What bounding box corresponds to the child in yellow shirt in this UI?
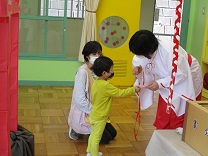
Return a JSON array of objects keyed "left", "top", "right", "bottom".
[{"left": 86, "top": 56, "right": 141, "bottom": 156}]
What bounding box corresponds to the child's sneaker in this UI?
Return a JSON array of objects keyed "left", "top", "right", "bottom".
[
  {"left": 86, "top": 152, "right": 103, "bottom": 156},
  {"left": 69, "top": 127, "right": 78, "bottom": 140}
]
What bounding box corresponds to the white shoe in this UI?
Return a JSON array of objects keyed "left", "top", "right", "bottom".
[
  {"left": 98, "top": 152, "right": 103, "bottom": 156},
  {"left": 86, "top": 152, "right": 103, "bottom": 156},
  {"left": 69, "top": 127, "right": 78, "bottom": 140}
]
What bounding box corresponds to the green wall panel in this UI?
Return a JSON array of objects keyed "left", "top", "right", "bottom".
[
  {"left": 186, "top": 0, "right": 208, "bottom": 62},
  {"left": 18, "top": 60, "right": 83, "bottom": 83}
]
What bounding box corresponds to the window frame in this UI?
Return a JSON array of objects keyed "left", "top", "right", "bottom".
[{"left": 19, "top": 0, "right": 85, "bottom": 61}]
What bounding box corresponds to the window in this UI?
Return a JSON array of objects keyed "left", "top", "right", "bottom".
[
  {"left": 19, "top": 0, "right": 85, "bottom": 60},
  {"left": 154, "top": 8, "right": 159, "bottom": 21},
  {"left": 40, "top": 0, "right": 85, "bottom": 18},
  {"left": 153, "top": 1, "right": 183, "bottom": 41}
]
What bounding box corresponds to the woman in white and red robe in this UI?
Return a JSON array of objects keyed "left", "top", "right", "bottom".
[{"left": 129, "top": 30, "right": 202, "bottom": 129}]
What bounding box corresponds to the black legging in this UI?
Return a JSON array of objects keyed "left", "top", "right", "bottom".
[{"left": 100, "top": 123, "right": 117, "bottom": 144}]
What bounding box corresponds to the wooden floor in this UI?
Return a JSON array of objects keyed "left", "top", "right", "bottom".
[{"left": 18, "top": 86, "right": 159, "bottom": 156}]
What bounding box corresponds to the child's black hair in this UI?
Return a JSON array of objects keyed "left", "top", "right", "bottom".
[
  {"left": 129, "top": 30, "right": 158, "bottom": 59},
  {"left": 91, "top": 56, "right": 114, "bottom": 77},
  {"left": 82, "top": 41, "right": 102, "bottom": 62}
]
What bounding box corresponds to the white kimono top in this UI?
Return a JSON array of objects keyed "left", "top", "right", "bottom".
[{"left": 133, "top": 38, "right": 202, "bottom": 116}]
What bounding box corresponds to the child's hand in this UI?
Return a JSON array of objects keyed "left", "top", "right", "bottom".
[
  {"left": 132, "top": 65, "right": 142, "bottom": 75},
  {"left": 134, "top": 86, "right": 141, "bottom": 93}
]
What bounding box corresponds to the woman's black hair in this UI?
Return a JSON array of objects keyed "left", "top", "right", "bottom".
[
  {"left": 82, "top": 41, "right": 102, "bottom": 62},
  {"left": 129, "top": 30, "right": 158, "bottom": 59},
  {"left": 91, "top": 56, "right": 113, "bottom": 77}
]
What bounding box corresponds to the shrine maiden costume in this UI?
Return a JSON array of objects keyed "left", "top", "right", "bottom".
[{"left": 133, "top": 38, "right": 202, "bottom": 129}]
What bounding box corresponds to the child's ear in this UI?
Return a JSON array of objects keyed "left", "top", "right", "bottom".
[{"left": 102, "top": 71, "right": 107, "bottom": 76}]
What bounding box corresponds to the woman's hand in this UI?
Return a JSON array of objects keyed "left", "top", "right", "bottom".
[
  {"left": 132, "top": 65, "right": 142, "bottom": 75},
  {"left": 147, "top": 81, "right": 159, "bottom": 91}
]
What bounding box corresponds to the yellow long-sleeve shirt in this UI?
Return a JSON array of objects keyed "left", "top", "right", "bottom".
[{"left": 90, "top": 79, "right": 136, "bottom": 120}]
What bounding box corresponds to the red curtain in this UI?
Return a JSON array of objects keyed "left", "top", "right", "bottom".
[{"left": 0, "top": 0, "right": 19, "bottom": 155}]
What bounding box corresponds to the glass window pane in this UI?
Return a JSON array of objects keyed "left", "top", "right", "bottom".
[
  {"left": 19, "top": 19, "right": 45, "bottom": 54},
  {"left": 67, "top": 0, "right": 84, "bottom": 18},
  {"left": 40, "top": 0, "right": 47, "bottom": 16},
  {"left": 65, "top": 19, "right": 83, "bottom": 58},
  {"left": 47, "top": 21, "right": 64, "bottom": 54},
  {"left": 39, "top": 0, "right": 85, "bottom": 18},
  {"left": 48, "top": 0, "right": 64, "bottom": 17},
  {"left": 20, "top": 0, "right": 41, "bottom": 16}
]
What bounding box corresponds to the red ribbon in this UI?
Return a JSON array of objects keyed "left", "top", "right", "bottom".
[{"left": 134, "top": 103, "right": 140, "bottom": 141}]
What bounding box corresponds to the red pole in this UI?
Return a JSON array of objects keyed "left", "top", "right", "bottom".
[
  {"left": 0, "top": 12, "right": 11, "bottom": 156},
  {"left": 0, "top": 0, "right": 19, "bottom": 155},
  {"left": 8, "top": 0, "right": 20, "bottom": 132}
]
